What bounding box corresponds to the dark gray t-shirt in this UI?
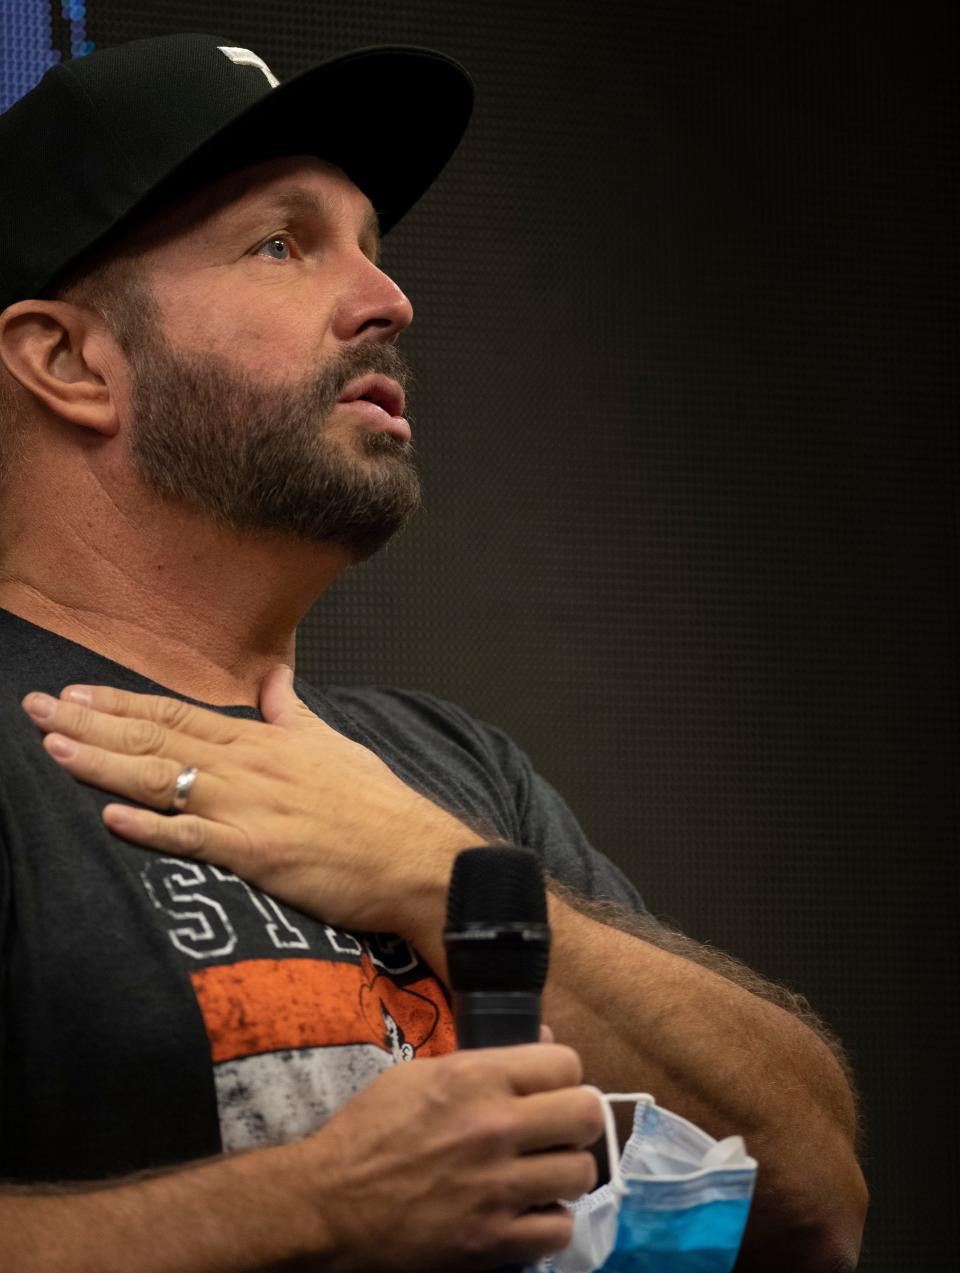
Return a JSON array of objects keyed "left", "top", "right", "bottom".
[{"left": 0, "top": 607, "right": 643, "bottom": 1183}]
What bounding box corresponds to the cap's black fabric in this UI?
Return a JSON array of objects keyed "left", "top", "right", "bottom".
[{"left": 0, "top": 33, "right": 473, "bottom": 311}]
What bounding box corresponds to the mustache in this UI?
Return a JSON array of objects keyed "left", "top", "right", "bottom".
[
  {"left": 313, "top": 343, "right": 413, "bottom": 414},
  {"left": 136, "top": 334, "right": 414, "bottom": 423}
]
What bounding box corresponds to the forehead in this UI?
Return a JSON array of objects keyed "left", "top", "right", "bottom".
[{"left": 127, "top": 154, "right": 381, "bottom": 256}]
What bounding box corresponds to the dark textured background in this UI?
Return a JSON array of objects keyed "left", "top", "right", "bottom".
[{"left": 3, "top": 2, "right": 956, "bottom": 1268}]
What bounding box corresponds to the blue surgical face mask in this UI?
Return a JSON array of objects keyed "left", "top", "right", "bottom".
[{"left": 539, "top": 1091, "right": 758, "bottom": 1273}]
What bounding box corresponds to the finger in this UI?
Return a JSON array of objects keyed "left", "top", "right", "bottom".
[
  {"left": 258, "top": 664, "right": 321, "bottom": 732},
  {"left": 512, "top": 1087, "right": 605, "bottom": 1154},
  {"left": 506, "top": 1148, "right": 599, "bottom": 1205},
  {"left": 497, "top": 1205, "right": 576, "bottom": 1264},
  {"left": 42, "top": 734, "right": 215, "bottom": 812},
  {"left": 482, "top": 1043, "right": 584, "bottom": 1096},
  {"left": 23, "top": 693, "right": 227, "bottom": 763},
  {"left": 53, "top": 684, "right": 245, "bottom": 744},
  {"left": 102, "top": 803, "right": 250, "bottom": 866},
  {"left": 539, "top": 1023, "right": 555, "bottom": 1044}
]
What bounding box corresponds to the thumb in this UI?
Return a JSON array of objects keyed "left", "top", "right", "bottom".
[{"left": 259, "top": 664, "right": 320, "bottom": 729}]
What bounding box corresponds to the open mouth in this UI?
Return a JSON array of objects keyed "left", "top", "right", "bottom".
[{"left": 337, "top": 374, "right": 405, "bottom": 419}]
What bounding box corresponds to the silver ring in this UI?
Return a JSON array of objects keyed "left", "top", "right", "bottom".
[{"left": 171, "top": 766, "right": 199, "bottom": 812}]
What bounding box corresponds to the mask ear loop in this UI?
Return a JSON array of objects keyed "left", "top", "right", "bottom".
[{"left": 585, "top": 1090, "right": 654, "bottom": 1196}]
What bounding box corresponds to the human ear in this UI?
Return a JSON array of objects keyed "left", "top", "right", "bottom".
[{"left": 0, "top": 299, "right": 121, "bottom": 436}]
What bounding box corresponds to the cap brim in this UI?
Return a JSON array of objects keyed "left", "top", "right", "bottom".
[{"left": 142, "top": 45, "right": 474, "bottom": 235}]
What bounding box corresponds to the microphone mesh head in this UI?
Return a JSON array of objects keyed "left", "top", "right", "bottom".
[
  {"left": 445, "top": 847, "right": 550, "bottom": 994},
  {"left": 445, "top": 846, "right": 548, "bottom": 930}
]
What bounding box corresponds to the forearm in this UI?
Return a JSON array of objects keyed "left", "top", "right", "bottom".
[
  {"left": 540, "top": 891, "right": 867, "bottom": 1271},
  {"left": 0, "top": 1140, "right": 328, "bottom": 1273}
]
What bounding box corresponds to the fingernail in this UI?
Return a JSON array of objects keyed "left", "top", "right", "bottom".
[
  {"left": 47, "top": 735, "right": 77, "bottom": 759},
  {"left": 64, "top": 687, "right": 92, "bottom": 705},
  {"left": 25, "top": 693, "right": 55, "bottom": 719}
]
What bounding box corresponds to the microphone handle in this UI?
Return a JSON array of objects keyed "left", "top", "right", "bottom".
[
  {"left": 453, "top": 990, "right": 541, "bottom": 1049},
  {"left": 455, "top": 991, "right": 541, "bottom": 1273}
]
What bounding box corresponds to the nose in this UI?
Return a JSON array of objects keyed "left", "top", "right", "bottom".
[{"left": 333, "top": 254, "right": 414, "bottom": 345}]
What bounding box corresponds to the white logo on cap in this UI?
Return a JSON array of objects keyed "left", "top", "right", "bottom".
[{"left": 217, "top": 46, "right": 279, "bottom": 88}]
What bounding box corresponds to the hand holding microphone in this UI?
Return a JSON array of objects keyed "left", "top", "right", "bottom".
[
  {"left": 287, "top": 847, "right": 601, "bottom": 1272},
  {"left": 443, "top": 846, "right": 589, "bottom": 1273}
]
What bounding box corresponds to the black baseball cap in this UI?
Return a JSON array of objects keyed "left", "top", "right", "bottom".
[{"left": 0, "top": 33, "right": 474, "bottom": 313}]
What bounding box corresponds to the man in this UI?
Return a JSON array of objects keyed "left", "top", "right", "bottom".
[{"left": 0, "top": 33, "right": 866, "bottom": 1272}]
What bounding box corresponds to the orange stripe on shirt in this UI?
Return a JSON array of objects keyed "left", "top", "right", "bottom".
[{"left": 190, "top": 958, "right": 455, "bottom": 1063}]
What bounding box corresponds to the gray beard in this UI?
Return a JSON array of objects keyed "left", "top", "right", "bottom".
[{"left": 125, "top": 330, "right": 421, "bottom": 562}]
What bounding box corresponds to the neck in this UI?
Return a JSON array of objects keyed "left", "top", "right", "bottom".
[{"left": 0, "top": 488, "right": 353, "bottom": 708}]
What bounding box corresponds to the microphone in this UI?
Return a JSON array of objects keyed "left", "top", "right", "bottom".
[
  {"left": 444, "top": 848, "right": 553, "bottom": 1273},
  {"left": 444, "top": 846, "right": 551, "bottom": 1049}
]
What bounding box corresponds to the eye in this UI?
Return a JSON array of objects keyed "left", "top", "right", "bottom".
[{"left": 257, "top": 235, "right": 292, "bottom": 262}]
